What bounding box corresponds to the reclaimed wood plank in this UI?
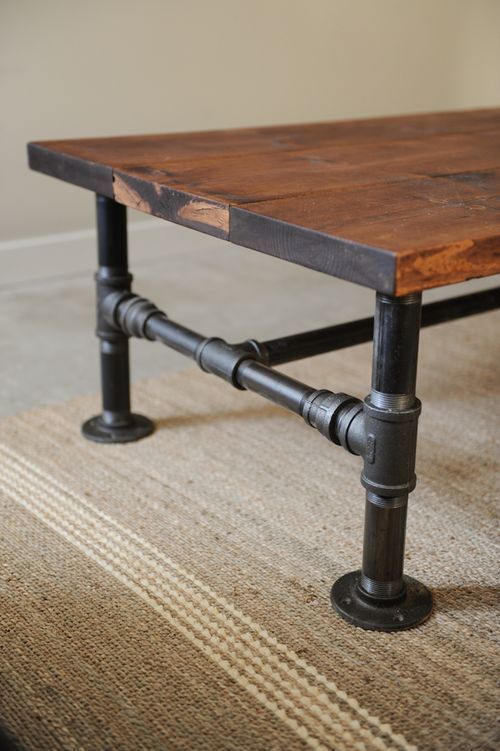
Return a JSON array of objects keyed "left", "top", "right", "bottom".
[
  {"left": 28, "top": 143, "right": 113, "bottom": 198},
  {"left": 113, "top": 171, "right": 229, "bottom": 239},
  {"left": 113, "top": 130, "right": 500, "bottom": 206},
  {"left": 28, "top": 107, "right": 500, "bottom": 170},
  {"left": 27, "top": 108, "right": 500, "bottom": 293},
  {"left": 231, "top": 170, "right": 500, "bottom": 294}
]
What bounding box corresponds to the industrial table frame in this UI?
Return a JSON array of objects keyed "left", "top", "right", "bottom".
[
  {"left": 77, "top": 194, "right": 499, "bottom": 632},
  {"left": 27, "top": 109, "right": 500, "bottom": 631}
]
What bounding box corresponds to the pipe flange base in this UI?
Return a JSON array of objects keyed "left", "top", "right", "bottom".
[
  {"left": 81, "top": 414, "right": 154, "bottom": 444},
  {"left": 331, "top": 570, "right": 432, "bottom": 631}
]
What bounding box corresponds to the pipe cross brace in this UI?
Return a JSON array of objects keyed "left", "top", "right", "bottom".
[
  {"left": 100, "top": 289, "right": 366, "bottom": 455},
  {"left": 100, "top": 289, "right": 427, "bottom": 528}
]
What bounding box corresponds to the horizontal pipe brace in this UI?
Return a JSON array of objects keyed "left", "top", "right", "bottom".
[
  {"left": 244, "top": 286, "right": 500, "bottom": 366},
  {"left": 101, "top": 286, "right": 500, "bottom": 366},
  {"left": 100, "top": 289, "right": 427, "bottom": 493},
  {"left": 100, "top": 290, "right": 366, "bottom": 455}
]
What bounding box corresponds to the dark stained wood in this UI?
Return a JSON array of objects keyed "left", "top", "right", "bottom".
[
  {"left": 113, "top": 171, "right": 229, "bottom": 239},
  {"left": 28, "top": 143, "right": 113, "bottom": 198},
  {"left": 28, "top": 108, "right": 500, "bottom": 294},
  {"left": 232, "top": 171, "right": 500, "bottom": 294},
  {"left": 114, "top": 130, "right": 500, "bottom": 206},
  {"left": 28, "top": 107, "right": 500, "bottom": 167},
  {"left": 230, "top": 209, "right": 397, "bottom": 293}
]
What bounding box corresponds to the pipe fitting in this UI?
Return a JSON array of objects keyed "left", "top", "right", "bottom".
[
  {"left": 195, "top": 337, "right": 257, "bottom": 389},
  {"left": 101, "top": 287, "right": 368, "bottom": 454},
  {"left": 95, "top": 271, "right": 132, "bottom": 341},
  {"left": 237, "top": 338, "right": 270, "bottom": 365},
  {"left": 101, "top": 291, "right": 165, "bottom": 340},
  {"left": 301, "top": 390, "right": 364, "bottom": 453},
  {"left": 361, "top": 396, "right": 422, "bottom": 497}
]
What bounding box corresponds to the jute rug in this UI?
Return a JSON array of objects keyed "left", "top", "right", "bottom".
[{"left": 1, "top": 311, "right": 499, "bottom": 751}]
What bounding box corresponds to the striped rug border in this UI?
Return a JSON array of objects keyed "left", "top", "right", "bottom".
[{"left": 0, "top": 443, "right": 416, "bottom": 751}]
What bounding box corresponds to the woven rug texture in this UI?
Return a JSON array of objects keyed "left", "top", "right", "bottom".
[{"left": 0, "top": 311, "right": 499, "bottom": 751}]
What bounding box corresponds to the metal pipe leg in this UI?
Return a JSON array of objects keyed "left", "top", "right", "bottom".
[
  {"left": 331, "top": 292, "right": 433, "bottom": 631},
  {"left": 81, "top": 195, "right": 154, "bottom": 443}
]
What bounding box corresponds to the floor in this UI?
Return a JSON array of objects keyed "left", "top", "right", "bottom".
[
  {"left": 1, "top": 211, "right": 498, "bottom": 751},
  {"left": 1, "top": 209, "right": 498, "bottom": 418},
  {"left": 2, "top": 309, "right": 498, "bottom": 751}
]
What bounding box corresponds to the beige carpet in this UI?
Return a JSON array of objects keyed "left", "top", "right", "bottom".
[{"left": 0, "top": 311, "right": 499, "bottom": 751}]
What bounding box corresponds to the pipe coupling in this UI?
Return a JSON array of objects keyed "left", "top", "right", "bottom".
[
  {"left": 195, "top": 338, "right": 257, "bottom": 389},
  {"left": 301, "top": 390, "right": 364, "bottom": 454}
]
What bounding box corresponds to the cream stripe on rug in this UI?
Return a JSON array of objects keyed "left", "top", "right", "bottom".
[{"left": 1, "top": 443, "right": 412, "bottom": 751}]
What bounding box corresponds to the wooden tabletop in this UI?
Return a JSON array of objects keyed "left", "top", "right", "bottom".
[{"left": 28, "top": 108, "right": 500, "bottom": 295}]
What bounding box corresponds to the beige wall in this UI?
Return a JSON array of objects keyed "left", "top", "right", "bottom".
[{"left": 2, "top": 0, "right": 500, "bottom": 241}]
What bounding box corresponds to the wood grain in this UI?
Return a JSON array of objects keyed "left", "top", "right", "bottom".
[
  {"left": 27, "top": 108, "right": 500, "bottom": 294},
  {"left": 28, "top": 143, "right": 113, "bottom": 198},
  {"left": 113, "top": 172, "right": 229, "bottom": 238},
  {"left": 29, "top": 107, "right": 500, "bottom": 166},
  {"left": 232, "top": 171, "right": 500, "bottom": 294}
]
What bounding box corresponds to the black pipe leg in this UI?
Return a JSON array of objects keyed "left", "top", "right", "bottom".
[
  {"left": 81, "top": 195, "right": 154, "bottom": 444},
  {"left": 331, "top": 292, "right": 433, "bottom": 631}
]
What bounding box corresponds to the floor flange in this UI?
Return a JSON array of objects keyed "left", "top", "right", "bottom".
[
  {"left": 331, "top": 570, "right": 433, "bottom": 631},
  {"left": 81, "top": 414, "right": 154, "bottom": 444}
]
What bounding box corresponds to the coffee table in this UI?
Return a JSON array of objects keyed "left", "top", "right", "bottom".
[{"left": 28, "top": 108, "right": 500, "bottom": 631}]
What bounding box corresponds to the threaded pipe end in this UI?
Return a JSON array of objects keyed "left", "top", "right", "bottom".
[{"left": 358, "top": 574, "right": 406, "bottom": 601}]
